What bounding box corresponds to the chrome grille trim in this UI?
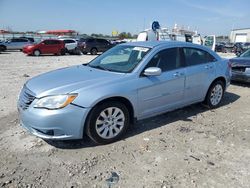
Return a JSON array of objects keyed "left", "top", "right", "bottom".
[{"left": 18, "top": 85, "right": 36, "bottom": 110}]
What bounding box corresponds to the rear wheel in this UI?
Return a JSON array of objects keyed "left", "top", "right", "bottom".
[
  {"left": 90, "top": 48, "right": 97, "bottom": 55},
  {"left": 60, "top": 48, "right": 66, "bottom": 55},
  {"left": 33, "top": 49, "right": 40, "bottom": 56},
  {"left": 0, "top": 45, "right": 6, "bottom": 51},
  {"left": 204, "top": 80, "right": 225, "bottom": 108},
  {"left": 86, "top": 101, "right": 130, "bottom": 144}
]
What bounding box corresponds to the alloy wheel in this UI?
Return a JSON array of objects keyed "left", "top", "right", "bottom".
[
  {"left": 210, "top": 84, "right": 223, "bottom": 106},
  {"left": 95, "top": 107, "right": 125, "bottom": 139}
]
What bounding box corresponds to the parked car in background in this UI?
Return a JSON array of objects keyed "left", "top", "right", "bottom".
[
  {"left": 233, "top": 42, "right": 250, "bottom": 57},
  {"left": 19, "top": 37, "right": 35, "bottom": 43},
  {"left": 0, "top": 40, "right": 4, "bottom": 53},
  {"left": 0, "top": 38, "right": 33, "bottom": 51},
  {"left": 18, "top": 41, "right": 231, "bottom": 144},
  {"left": 59, "top": 38, "right": 81, "bottom": 55},
  {"left": 230, "top": 49, "right": 250, "bottom": 83},
  {"left": 22, "top": 39, "right": 66, "bottom": 56},
  {"left": 78, "top": 38, "right": 114, "bottom": 55},
  {"left": 224, "top": 42, "right": 234, "bottom": 53},
  {"left": 215, "top": 42, "right": 226, "bottom": 53}
]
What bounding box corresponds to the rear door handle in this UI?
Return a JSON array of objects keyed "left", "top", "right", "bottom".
[
  {"left": 205, "top": 65, "right": 213, "bottom": 69},
  {"left": 173, "top": 72, "right": 185, "bottom": 77}
]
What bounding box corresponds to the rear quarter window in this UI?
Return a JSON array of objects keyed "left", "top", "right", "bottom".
[{"left": 64, "top": 40, "right": 75, "bottom": 43}]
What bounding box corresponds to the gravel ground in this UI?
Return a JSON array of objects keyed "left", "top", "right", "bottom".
[{"left": 0, "top": 51, "right": 250, "bottom": 188}]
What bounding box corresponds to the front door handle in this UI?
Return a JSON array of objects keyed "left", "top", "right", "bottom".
[{"left": 173, "top": 72, "right": 180, "bottom": 77}]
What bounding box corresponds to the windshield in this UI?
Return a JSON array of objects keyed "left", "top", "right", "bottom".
[
  {"left": 240, "top": 49, "right": 250, "bottom": 58},
  {"left": 88, "top": 45, "right": 151, "bottom": 73}
]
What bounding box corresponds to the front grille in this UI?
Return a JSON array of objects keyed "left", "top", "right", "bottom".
[
  {"left": 232, "top": 67, "right": 246, "bottom": 72},
  {"left": 18, "top": 86, "right": 36, "bottom": 110}
]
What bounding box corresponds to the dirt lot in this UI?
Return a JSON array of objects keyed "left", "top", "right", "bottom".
[{"left": 0, "top": 51, "right": 249, "bottom": 188}]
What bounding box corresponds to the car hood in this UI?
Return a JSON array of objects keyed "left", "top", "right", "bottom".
[
  {"left": 230, "top": 57, "right": 250, "bottom": 67},
  {"left": 25, "top": 65, "right": 126, "bottom": 98}
]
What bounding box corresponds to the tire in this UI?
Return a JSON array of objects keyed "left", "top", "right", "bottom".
[
  {"left": 60, "top": 48, "right": 66, "bottom": 55},
  {"left": 204, "top": 80, "right": 225, "bottom": 109},
  {"left": 90, "top": 48, "right": 97, "bottom": 55},
  {"left": 75, "top": 47, "right": 81, "bottom": 55},
  {"left": 33, "top": 49, "right": 41, "bottom": 56},
  {"left": 0, "top": 45, "right": 6, "bottom": 51},
  {"left": 86, "top": 101, "right": 130, "bottom": 144}
]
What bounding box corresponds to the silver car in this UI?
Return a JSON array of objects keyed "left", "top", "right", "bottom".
[
  {"left": 18, "top": 41, "right": 231, "bottom": 144},
  {"left": 0, "top": 38, "right": 32, "bottom": 51}
]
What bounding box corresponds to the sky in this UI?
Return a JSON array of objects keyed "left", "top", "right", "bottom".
[{"left": 0, "top": 0, "right": 249, "bottom": 36}]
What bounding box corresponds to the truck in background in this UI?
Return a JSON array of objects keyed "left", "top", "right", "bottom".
[{"left": 137, "top": 21, "right": 216, "bottom": 51}]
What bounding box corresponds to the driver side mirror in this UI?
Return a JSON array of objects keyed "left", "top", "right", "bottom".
[{"left": 144, "top": 67, "right": 162, "bottom": 76}]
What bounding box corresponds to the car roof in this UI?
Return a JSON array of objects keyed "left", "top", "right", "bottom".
[
  {"left": 59, "top": 38, "right": 76, "bottom": 41},
  {"left": 43, "top": 39, "right": 61, "bottom": 41},
  {"left": 121, "top": 41, "right": 204, "bottom": 49},
  {"left": 120, "top": 41, "right": 221, "bottom": 59}
]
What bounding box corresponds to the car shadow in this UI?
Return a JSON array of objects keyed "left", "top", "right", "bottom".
[
  {"left": 0, "top": 52, "right": 11, "bottom": 54},
  {"left": 46, "top": 91, "right": 240, "bottom": 149},
  {"left": 27, "top": 54, "right": 63, "bottom": 57},
  {"left": 231, "top": 81, "right": 250, "bottom": 88}
]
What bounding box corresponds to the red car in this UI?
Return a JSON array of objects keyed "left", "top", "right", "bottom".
[{"left": 23, "top": 39, "right": 66, "bottom": 56}]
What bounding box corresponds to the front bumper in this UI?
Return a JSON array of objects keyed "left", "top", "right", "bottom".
[
  {"left": 231, "top": 71, "right": 250, "bottom": 83},
  {"left": 18, "top": 103, "right": 91, "bottom": 140},
  {"left": 22, "top": 48, "right": 33, "bottom": 55}
]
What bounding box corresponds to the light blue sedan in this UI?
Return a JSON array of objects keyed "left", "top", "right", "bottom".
[{"left": 18, "top": 41, "right": 231, "bottom": 144}]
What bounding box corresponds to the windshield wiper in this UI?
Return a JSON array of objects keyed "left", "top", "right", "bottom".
[{"left": 88, "top": 65, "right": 111, "bottom": 71}]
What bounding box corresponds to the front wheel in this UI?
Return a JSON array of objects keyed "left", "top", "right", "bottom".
[
  {"left": 86, "top": 101, "right": 130, "bottom": 144},
  {"left": 33, "top": 49, "right": 40, "bottom": 56},
  {"left": 204, "top": 80, "right": 225, "bottom": 108}
]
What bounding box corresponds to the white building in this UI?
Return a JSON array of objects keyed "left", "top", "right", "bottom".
[{"left": 230, "top": 28, "right": 250, "bottom": 43}]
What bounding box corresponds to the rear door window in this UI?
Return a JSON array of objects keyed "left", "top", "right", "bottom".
[
  {"left": 44, "top": 40, "right": 53, "bottom": 45},
  {"left": 87, "top": 39, "right": 95, "bottom": 43},
  {"left": 183, "top": 48, "right": 216, "bottom": 66},
  {"left": 12, "top": 38, "right": 28, "bottom": 42},
  {"left": 97, "top": 39, "right": 109, "bottom": 44}
]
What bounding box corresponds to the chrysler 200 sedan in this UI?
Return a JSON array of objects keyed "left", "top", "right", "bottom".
[{"left": 18, "top": 41, "right": 231, "bottom": 144}]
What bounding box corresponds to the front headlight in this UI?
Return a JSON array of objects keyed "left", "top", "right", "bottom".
[{"left": 34, "top": 94, "right": 78, "bottom": 110}]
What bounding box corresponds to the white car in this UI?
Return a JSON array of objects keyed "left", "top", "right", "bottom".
[{"left": 59, "top": 38, "right": 81, "bottom": 55}]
